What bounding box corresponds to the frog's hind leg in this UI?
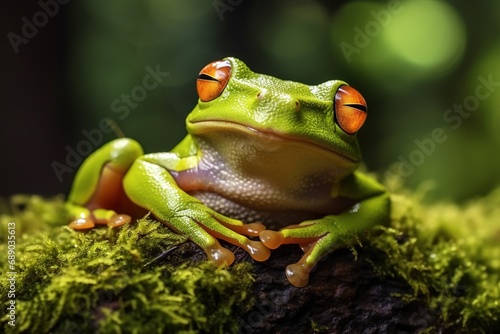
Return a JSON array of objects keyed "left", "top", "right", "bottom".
[{"left": 66, "top": 138, "right": 144, "bottom": 229}]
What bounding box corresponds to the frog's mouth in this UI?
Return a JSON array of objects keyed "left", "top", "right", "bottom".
[{"left": 188, "top": 120, "right": 360, "bottom": 164}]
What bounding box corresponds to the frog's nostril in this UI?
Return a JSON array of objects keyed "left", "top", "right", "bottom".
[{"left": 294, "top": 100, "right": 301, "bottom": 113}]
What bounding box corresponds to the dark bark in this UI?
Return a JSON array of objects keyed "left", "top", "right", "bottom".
[
  {"left": 237, "top": 245, "right": 450, "bottom": 334},
  {"left": 159, "top": 239, "right": 465, "bottom": 333}
]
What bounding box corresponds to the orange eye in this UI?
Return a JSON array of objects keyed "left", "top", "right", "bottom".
[
  {"left": 196, "top": 60, "right": 232, "bottom": 102},
  {"left": 334, "top": 85, "right": 367, "bottom": 134}
]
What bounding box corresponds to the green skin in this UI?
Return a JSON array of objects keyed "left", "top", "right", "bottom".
[{"left": 66, "top": 57, "right": 389, "bottom": 287}]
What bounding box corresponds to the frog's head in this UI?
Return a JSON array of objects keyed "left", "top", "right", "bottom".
[{"left": 186, "top": 57, "right": 368, "bottom": 177}]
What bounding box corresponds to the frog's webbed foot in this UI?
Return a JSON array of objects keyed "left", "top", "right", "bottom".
[
  {"left": 166, "top": 206, "right": 271, "bottom": 267},
  {"left": 260, "top": 218, "right": 351, "bottom": 287},
  {"left": 67, "top": 204, "right": 132, "bottom": 230}
]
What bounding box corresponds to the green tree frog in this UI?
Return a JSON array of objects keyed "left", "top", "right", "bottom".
[{"left": 66, "top": 57, "right": 389, "bottom": 287}]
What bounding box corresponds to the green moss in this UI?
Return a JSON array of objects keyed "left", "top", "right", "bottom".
[
  {"left": 0, "top": 196, "right": 254, "bottom": 333},
  {"left": 1, "top": 183, "right": 500, "bottom": 332},
  {"left": 367, "top": 181, "right": 500, "bottom": 332}
]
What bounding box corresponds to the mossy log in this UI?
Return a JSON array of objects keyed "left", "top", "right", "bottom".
[{"left": 1, "top": 184, "right": 499, "bottom": 333}]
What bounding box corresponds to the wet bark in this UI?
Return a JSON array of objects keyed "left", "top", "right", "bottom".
[
  {"left": 169, "top": 240, "right": 464, "bottom": 333},
  {"left": 236, "top": 245, "right": 456, "bottom": 333}
]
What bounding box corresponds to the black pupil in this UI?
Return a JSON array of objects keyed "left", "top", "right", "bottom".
[
  {"left": 198, "top": 73, "right": 219, "bottom": 82},
  {"left": 344, "top": 103, "right": 367, "bottom": 113}
]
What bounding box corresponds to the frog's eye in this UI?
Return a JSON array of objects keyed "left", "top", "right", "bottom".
[
  {"left": 196, "top": 60, "right": 232, "bottom": 102},
  {"left": 334, "top": 85, "right": 367, "bottom": 134}
]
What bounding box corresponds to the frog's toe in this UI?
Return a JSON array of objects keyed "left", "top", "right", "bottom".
[
  {"left": 243, "top": 240, "right": 271, "bottom": 262},
  {"left": 259, "top": 223, "right": 319, "bottom": 250},
  {"left": 203, "top": 212, "right": 271, "bottom": 261},
  {"left": 200, "top": 237, "right": 270, "bottom": 266},
  {"left": 214, "top": 235, "right": 270, "bottom": 262},
  {"left": 286, "top": 261, "right": 313, "bottom": 288},
  {"left": 286, "top": 239, "right": 328, "bottom": 287},
  {"left": 69, "top": 217, "right": 96, "bottom": 230},
  {"left": 213, "top": 213, "right": 267, "bottom": 237},
  {"left": 229, "top": 222, "right": 266, "bottom": 237},
  {"left": 205, "top": 242, "right": 236, "bottom": 267},
  {"left": 91, "top": 209, "right": 132, "bottom": 228},
  {"left": 260, "top": 221, "right": 345, "bottom": 287},
  {"left": 260, "top": 228, "right": 319, "bottom": 287},
  {"left": 259, "top": 230, "right": 284, "bottom": 249},
  {"left": 107, "top": 214, "right": 132, "bottom": 228}
]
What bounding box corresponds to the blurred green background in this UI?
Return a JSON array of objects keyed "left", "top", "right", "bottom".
[{"left": 2, "top": 0, "right": 500, "bottom": 202}]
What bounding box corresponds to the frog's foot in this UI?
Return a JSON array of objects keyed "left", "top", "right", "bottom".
[
  {"left": 260, "top": 219, "right": 351, "bottom": 287},
  {"left": 68, "top": 204, "right": 131, "bottom": 230},
  {"left": 165, "top": 206, "right": 270, "bottom": 267},
  {"left": 92, "top": 208, "right": 132, "bottom": 228}
]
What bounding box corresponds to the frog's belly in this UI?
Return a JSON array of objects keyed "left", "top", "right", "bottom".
[
  {"left": 190, "top": 191, "right": 355, "bottom": 229},
  {"left": 171, "top": 137, "right": 357, "bottom": 227},
  {"left": 173, "top": 168, "right": 356, "bottom": 227}
]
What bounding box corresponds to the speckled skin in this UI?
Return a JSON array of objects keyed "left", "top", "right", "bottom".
[
  {"left": 173, "top": 135, "right": 357, "bottom": 228},
  {"left": 66, "top": 57, "right": 390, "bottom": 287}
]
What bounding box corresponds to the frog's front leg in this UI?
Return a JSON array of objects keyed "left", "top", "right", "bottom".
[
  {"left": 260, "top": 172, "right": 390, "bottom": 287},
  {"left": 122, "top": 154, "right": 271, "bottom": 267},
  {"left": 67, "top": 138, "right": 144, "bottom": 229}
]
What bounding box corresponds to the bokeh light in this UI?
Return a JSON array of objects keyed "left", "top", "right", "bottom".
[
  {"left": 383, "top": 0, "right": 466, "bottom": 73},
  {"left": 331, "top": 0, "right": 466, "bottom": 88},
  {"left": 3, "top": 0, "right": 500, "bottom": 200}
]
